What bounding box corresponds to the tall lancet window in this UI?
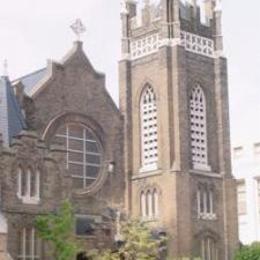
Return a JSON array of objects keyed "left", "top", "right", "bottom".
[
  {"left": 190, "top": 85, "right": 210, "bottom": 171},
  {"left": 140, "top": 85, "right": 158, "bottom": 171}
]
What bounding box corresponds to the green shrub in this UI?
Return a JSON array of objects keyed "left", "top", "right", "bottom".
[
  {"left": 235, "top": 242, "right": 260, "bottom": 260},
  {"left": 35, "top": 200, "right": 80, "bottom": 260}
]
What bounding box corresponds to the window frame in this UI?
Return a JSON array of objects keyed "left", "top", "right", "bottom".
[
  {"left": 140, "top": 85, "right": 159, "bottom": 172},
  {"left": 201, "top": 236, "right": 218, "bottom": 260},
  {"left": 197, "top": 185, "right": 216, "bottom": 220},
  {"left": 140, "top": 188, "right": 160, "bottom": 220},
  {"left": 237, "top": 180, "right": 247, "bottom": 216},
  {"left": 17, "top": 167, "right": 40, "bottom": 205},
  {"left": 55, "top": 123, "right": 103, "bottom": 190},
  {"left": 17, "top": 227, "right": 40, "bottom": 260},
  {"left": 190, "top": 84, "right": 211, "bottom": 171}
]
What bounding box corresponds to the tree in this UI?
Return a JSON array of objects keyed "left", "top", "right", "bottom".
[
  {"left": 90, "top": 219, "right": 166, "bottom": 260},
  {"left": 235, "top": 242, "right": 260, "bottom": 260},
  {"left": 35, "top": 200, "right": 80, "bottom": 260}
]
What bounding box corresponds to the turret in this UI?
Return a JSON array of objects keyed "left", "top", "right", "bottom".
[
  {"left": 120, "top": 0, "right": 138, "bottom": 58},
  {"left": 120, "top": 0, "right": 224, "bottom": 61},
  {"left": 213, "top": 0, "right": 223, "bottom": 54}
]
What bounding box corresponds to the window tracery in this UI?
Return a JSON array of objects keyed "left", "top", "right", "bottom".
[
  {"left": 197, "top": 184, "right": 216, "bottom": 220},
  {"left": 140, "top": 85, "right": 158, "bottom": 171},
  {"left": 18, "top": 227, "right": 40, "bottom": 260},
  {"left": 140, "top": 188, "right": 159, "bottom": 220},
  {"left": 201, "top": 236, "right": 218, "bottom": 260},
  {"left": 190, "top": 85, "right": 210, "bottom": 171},
  {"left": 54, "top": 123, "right": 102, "bottom": 189}
]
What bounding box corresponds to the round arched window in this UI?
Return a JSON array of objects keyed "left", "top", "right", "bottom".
[{"left": 53, "top": 123, "right": 102, "bottom": 189}]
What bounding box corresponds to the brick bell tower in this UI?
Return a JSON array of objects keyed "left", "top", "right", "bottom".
[{"left": 119, "top": 0, "right": 238, "bottom": 259}]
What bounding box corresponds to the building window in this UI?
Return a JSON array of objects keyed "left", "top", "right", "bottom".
[
  {"left": 140, "top": 188, "right": 159, "bottom": 220},
  {"left": 233, "top": 146, "right": 244, "bottom": 159},
  {"left": 201, "top": 237, "right": 218, "bottom": 260},
  {"left": 17, "top": 168, "right": 40, "bottom": 204},
  {"left": 254, "top": 143, "right": 260, "bottom": 157},
  {"left": 237, "top": 180, "right": 246, "bottom": 216},
  {"left": 257, "top": 180, "right": 260, "bottom": 220},
  {"left": 197, "top": 186, "right": 216, "bottom": 220},
  {"left": 141, "top": 192, "right": 146, "bottom": 218},
  {"left": 54, "top": 123, "right": 102, "bottom": 189},
  {"left": 190, "top": 85, "right": 210, "bottom": 171},
  {"left": 140, "top": 85, "right": 158, "bottom": 171},
  {"left": 152, "top": 189, "right": 159, "bottom": 218},
  {"left": 18, "top": 228, "right": 40, "bottom": 259}
]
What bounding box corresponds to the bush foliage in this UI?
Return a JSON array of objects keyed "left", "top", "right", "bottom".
[
  {"left": 235, "top": 242, "right": 260, "bottom": 260},
  {"left": 90, "top": 219, "right": 166, "bottom": 260},
  {"left": 35, "top": 201, "right": 80, "bottom": 260}
]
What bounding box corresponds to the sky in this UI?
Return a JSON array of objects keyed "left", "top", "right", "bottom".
[{"left": 0, "top": 0, "right": 259, "bottom": 147}]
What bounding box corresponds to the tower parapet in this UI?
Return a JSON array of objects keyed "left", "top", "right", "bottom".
[{"left": 121, "top": 0, "right": 223, "bottom": 60}]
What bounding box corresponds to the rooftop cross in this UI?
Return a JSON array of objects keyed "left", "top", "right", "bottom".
[{"left": 70, "top": 19, "right": 86, "bottom": 41}]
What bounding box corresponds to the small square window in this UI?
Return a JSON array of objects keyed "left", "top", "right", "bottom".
[
  {"left": 254, "top": 143, "right": 260, "bottom": 156},
  {"left": 233, "top": 146, "right": 243, "bottom": 159}
]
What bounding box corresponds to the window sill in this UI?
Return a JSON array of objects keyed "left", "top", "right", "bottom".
[
  {"left": 139, "top": 163, "right": 158, "bottom": 173},
  {"left": 17, "top": 195, "right": 40, "bottom": 205},
  {"left": 193, "top": 163, "right": 212, "bottom": 172},
  {"left": 190, "top": 170, "right": 222, "bottom": 178},
  {"left": 141, "top": 216, "right": 159, "bottom": 222},
  {"left": 132, "top": 170, "right": 162, "bottom": 180},
  {"left": 198, "top": 213, "right": 217, "bottom": 221}
]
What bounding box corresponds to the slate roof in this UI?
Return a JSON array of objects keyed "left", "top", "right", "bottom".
[
  {"left": 13, "top": 68, "right": 46, "bottom": 96},
  {"left": 0, "top": 76, "right": 27, "bottom": 146}
]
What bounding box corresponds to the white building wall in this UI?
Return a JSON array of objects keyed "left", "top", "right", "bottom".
[{"left": 232, "top": 141, "right": 260, "bottom": 245}]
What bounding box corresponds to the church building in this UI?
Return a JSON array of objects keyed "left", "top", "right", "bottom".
[{"left": 0, "top": 0, "right": 238, "bottom": 259}]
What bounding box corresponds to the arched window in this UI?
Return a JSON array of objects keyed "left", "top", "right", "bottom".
[
  {"left": 197, "top": 185, "right": 215, "bottom": 220},
  {"left": 17, "top": 168, "right": 27, "bottom": 197},
  {"left": 54, "top": 123, "right": 102, "bottom": 189},
  {"left": 140, "top": 85, "right": 158, "bottom": 171},
  {"left": 190, "top": 85, "right": 209, "bottom": 170},
  {"left": 141, "top": 191, "right": 146, "bottom": 218},
  {"left": 140, "top": 188, "right": 160, "bottom": 220},
  {"left": 201, "top": 237, "right": 218, "bottom": 260},
  {"left": 17, "top": 168, "right": 40, "bottom": 204},
  {"left": 147, "top": 190, "right": 153, "bottom": 218},
  {"left": 18, "top": 227, "right": 40, "bottom": 259},
  {"left": 152, "top": 189, "right": 159, "bottom": 217},
  {"left": 30, "top": 170, "right": 40, "bottom": 198}
]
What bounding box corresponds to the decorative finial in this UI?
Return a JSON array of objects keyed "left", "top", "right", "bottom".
[
  {"left": 215, "top": 0, "right": 222, "bottom": 11},
  {"left": 121, "top": 0, "right": 128, "bottom": 14},
  {"left": 3, "top": 59, "right": 8, "bottom": 77},
  {"left": 70, "top": 19, "right": 86, "bottom": 41},
  {"left": 144, "top": 0, "right": 150, "bottom": 7}
]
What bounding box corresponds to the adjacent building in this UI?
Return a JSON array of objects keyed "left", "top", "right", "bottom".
[{"left": 233, "top": 141, "right": 260, "bottom": 245}]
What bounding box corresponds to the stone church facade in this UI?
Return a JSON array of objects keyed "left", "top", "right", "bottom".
[{"left": 0, "top": 0, "right": 238, "bottom": 259}]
